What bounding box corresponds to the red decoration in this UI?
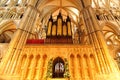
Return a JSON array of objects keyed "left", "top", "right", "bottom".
[{"left": 26, "top": 39, "right": 44, "bottom": 44}]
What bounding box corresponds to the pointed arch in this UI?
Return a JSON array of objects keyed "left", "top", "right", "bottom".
[
  {"left": 101, "top": 22, "right": 120, "bottom": 35},
  {"left": 0, "top": 20, "right": 16, "bottom": 43},
  {"left": 52, "top": 57, "right": 65, "bottom": 78},
  {"left": 101, "top": 22, "right": 120, "bottom": 45}
]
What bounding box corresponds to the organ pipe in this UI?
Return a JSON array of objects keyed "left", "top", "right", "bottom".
[
  {"left": 63, "top": 24, "right": 67, "bottom": 36},
  {"left": 52, "top": 24, "right": 57, "bottom": 36},
  {"left": 57, "top": 18, "right": 62, "bottom": 36},
  {"left": 46, "top": 13, "right": 72, "bottom": 37}
]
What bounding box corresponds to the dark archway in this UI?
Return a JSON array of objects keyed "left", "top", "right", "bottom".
[{"left": 52, "top": 57, "right": 65, "bottom": 78}]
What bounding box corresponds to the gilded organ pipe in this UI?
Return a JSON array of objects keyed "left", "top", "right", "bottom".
[
  {"left": 66, "top": 16, "right": 72, "bottom": 36},
  {"left": 46, "top": 12, "right": 73, "bottom": 43},
  {"left": 52, "top": 24, "right": 57, "bottom": 36},
  {"left": 63, "top": 24, "right": 67, "bottom": 36},
  {"left": 47, "top": 21, "right": 52, "bottom": 36},
  {"left": 47, "top": 16, "right": 53, "bottom": 36},
  {"left": 57, "top": 18, "right": 62, "bottom": 36}
]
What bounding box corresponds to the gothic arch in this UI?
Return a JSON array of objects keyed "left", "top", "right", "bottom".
[
  {"left": 114, "top": 49, "right": 120, "bottom": 69},
  {"left": 101, "top": 22, "right": 120, "bottom": 35},
  {"left": 52, "top": 57, "right": 65, "bottom": 78},
  {"left": 36, "top": 0, "right": 86, "bottom": 28},
  {"left": 101, "top": 22, "right": 120, "bottom": 70},
  {"left": 0, "top": 20, "right": 16, "bottom": 43},
  {"left": 101, "top": 22, "right": 120, "bottom": 45}
]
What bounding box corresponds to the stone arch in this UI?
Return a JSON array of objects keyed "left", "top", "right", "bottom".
[
  {"left": 36, "top": 0, "right": 87, "bottom": 31},
  {"left": 35, "top": 55, "right": 40, "bottom": 68},
  {"left": 0, "top": 20, "right": 16, "bottom": 43},
  {"left": 115, "top": 49, "right": 120, "bottom": 60},
  {"left": 52, "top": 57, "right": 65, "bottom": 78},
  {"left": 101, "top": 22, "right": 120, "bottom": 45},
  {"left": 83, "top": 54, "right": 88, "bottom": 67},
  {"left": 77, "top": 54, "right": 81, "bottom": 67},
  {"left": 31, "top": 55, "right": 40, "bottom": 79},
  {"left": 42, "top": 54, "right": 47, "bottom": 68},
  {"left": 21, "top": 54, "right": 27, "bottom": 67},
  {"left": 76, "top": 54, "right": 82, "bottom": 77},
  {"left": 25, "top": 55, "right": 34, "bottom": 78},
  {"left": 114, "top": 49, "right": 120, "bottom": 69},
  {"left": 19, "top": 54, "right": 27, "bottom": 75},
  {"left": 101, "top": 22, "right": 120, "bottom": 35}
]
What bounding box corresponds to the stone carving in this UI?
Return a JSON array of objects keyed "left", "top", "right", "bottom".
[
  {"left": 64, "top": 58, "right": 70, "bottom": 78},
  {"left": 46, "top": 58, "right": 53, "bottom": 78}
]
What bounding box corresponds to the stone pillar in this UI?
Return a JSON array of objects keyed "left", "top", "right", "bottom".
[
  {"left": 0, "top": 0, "right": 40, "bottom": 75},
  {"left": 79, "top": 0, "right": 118, "bottom": 75},
  {"left": 81, "top": 0, "right": 118, "bottom": 79},
  {"left": 7, "top": 8, "right": 37, "bottom": 74},
  {"left": 88, "top": 7, "right": 112, "bottom": 71}
]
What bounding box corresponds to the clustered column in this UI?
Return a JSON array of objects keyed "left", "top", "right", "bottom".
[
  {"left": 0, "top": 4, "right": 39, "bottom": 76},
  {"left": 80, "top": 4, "right": 119, "bottom": 75}
]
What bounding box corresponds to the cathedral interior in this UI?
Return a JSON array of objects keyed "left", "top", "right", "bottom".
[{"left": 0, "top": 0, "right": 120, "bottom": 80}]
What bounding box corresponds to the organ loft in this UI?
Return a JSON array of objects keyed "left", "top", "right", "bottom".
[
  {"left": 46, "top": 12, "right": 72, "bottom": 44},
  {"left": 0, "top": 0, "right": 120, "bottom": 80}
]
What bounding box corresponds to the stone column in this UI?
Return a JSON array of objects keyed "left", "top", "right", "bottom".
[
  {"left": 79, "top": 0, "right": 117, "bottom": 74},
  {"left": 88, "top": 7, "right": 114, "bottom": 72},
  {"left": 6, "top": 8, "right": 37, "bottom": 74},
  {"left": 0, "top": 0, "right": 40, "bottom": 75}
]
